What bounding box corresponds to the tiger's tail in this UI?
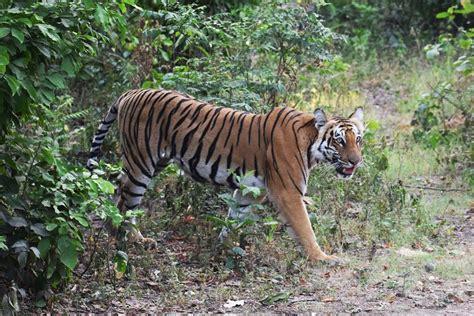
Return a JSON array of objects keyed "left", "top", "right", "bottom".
[{"left": 86, "top": 101, "right": 119, "bottom": 170}]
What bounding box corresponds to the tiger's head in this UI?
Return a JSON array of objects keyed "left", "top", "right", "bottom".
[{"left": 311, "top": 107, "right": 364, "bottom": 179}]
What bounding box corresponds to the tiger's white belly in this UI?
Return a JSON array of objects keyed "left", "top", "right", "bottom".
[{"left": 172, "top": 157, "right": 265, "bottom": 189}]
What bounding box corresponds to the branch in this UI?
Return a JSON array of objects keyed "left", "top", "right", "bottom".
[{"left": 401, "top": 184, "right": 469, "bottom": 192}]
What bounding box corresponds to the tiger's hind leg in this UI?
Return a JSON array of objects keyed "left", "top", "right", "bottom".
[
  {"left": 115, "top": 160, "right": 169, "bottom": 250},
  {"left": 218, "top": 190, "right": 266, "bottom": 241}
]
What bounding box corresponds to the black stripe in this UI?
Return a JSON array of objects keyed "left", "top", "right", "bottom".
[
  {"left": 291, "top": 120, "right": 308, "bottom": 171},
  {"left": 227, "top": 145, "right": 233, "bottom": 169},
  {"left": 179, "top": 107, "right": 214, "bottom": 157},
  {"left": 254, "top": 155, "right": 259, "bottom": 177},
  {"left": 126, "top": 172, "right": 148, "bottom": 189},
  {"left": 209, "top": 155, "right": 222, "bottom": 185},
  {"left": 288, "top": 172, "right": 304, "bottom": 196},
  {"left": 280, "top": 108, "right": 296, "bottom": 127},
  {"left": 223, "top": 111, "right": 238, "bottom": 147},
  {"left": 188, "top": 142, "right": 206, "bottom": 182},
  {"left": 236, "top": 112, "right": 246, "bottom": 146},
  {"left": 123, "top": 188, "right": 144, "bottom": 198},
  {"left": 257, "top": 116, "right": 262, "bottom": 148},
  {"left": 205, "top": 111, "right": 230, "bottom": 164},
  {"left": 248, "top": 114, "right": 256, "bottom": 145}
]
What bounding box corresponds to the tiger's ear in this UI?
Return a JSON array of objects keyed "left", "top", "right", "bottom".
[
  {"left": 314, "top": 108, "right": 327, "bottom": 129},
  {"left": 349, "top": 107, "right": 364, "bottom": 122}
]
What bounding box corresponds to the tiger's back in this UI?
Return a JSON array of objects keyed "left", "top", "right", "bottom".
[{"left": 111, "top": 88, "right": 315, "bottom": 193}]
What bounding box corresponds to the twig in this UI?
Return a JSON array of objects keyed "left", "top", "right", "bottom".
[
  {"left": 401, "top": 184, "right": 470, "bottom": 192},
  {"left": 79, "top": 221, "right": 106, "bottom": 278},
  {"left": 288, "top": 297, "right": 320, "bottom": 306},
  {"left": 21, "top": 140, "right": 43, "bottom": 198},
  {"left": 429, "top": 84, "right": 464, "bottom": 111}
]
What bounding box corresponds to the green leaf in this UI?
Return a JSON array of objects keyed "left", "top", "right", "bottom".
[
  {"left": 0, "top": 46, "right": 10, "bottom": 66},
  {"left": 30, "top": 223, "right": 49, "bottom": 236},
  {"left": 118, "top": 2, "right": 126, "bottom": 13},
  {"left": 0, "top": 174, "right": 19, "bottom": 193},
  {"left": 61, "top": 57, "right": 75, "bottom": 76},
  {"left": 95, "top": 178, "right": 115, "bottom": 194},
  {"left": 35, "top": 44, "right": 51, "bottom": 58},
  {"left": 160, "top": 49, "right": 170, "bottom": 61},
  {"left": 17, "top": 251, "right": 27, "bottom": 268},
  {"left": 35, "top": 299, "right": 47, "bottom": 308},
  {"left": 12, "top": 58, "right": 28, "bottom": 68},
  {"left": 0, "top": 235, "right": 8, "bottom": 251},
  {"left": 8, "top": 216, "right": 28, "bottom": 227},
  {"left": 0, "top": 28, "right": 10, "bottom": 39},
  {"left": 38, "top": 238, "right": 51, "bottom": 258},
  {"left": 231, "top": 246, "right": 246, "bottom": 257},
  {"left": 30, "top": 246, "right": 41, "bottom": 258},
  {"left": 95, "top": 4, "right": 109, "bottom": 27},
  {"left": 4, "top": 74, "right": 20, "bottom": 95},
  {"left": 20, "top": 79, "right": 38, "bottom": 100},
  {"left": 435, "top": 12, "right": 450, "bottom": 19},
  {"left": 36, "top": 24, "right": 60, "bottom": 42},
  {"left": 71, "top": 213, "right": 89, "bottom": 227},
  {"left": 46, "top": 73, "right": 65, "bottom": 89},
  {"left": 114, "top": 250, "right": 128, "bottom": 278},
  {"left": 60, "top": 246, "right": 78, "bottom": 270},
  {"left": 261, "top": 291, "right": 291, "bottom": 305},
  {"left": 18, "top": 18, "right": 33, "bottom": 28},
  {"left": 46, "top": 223, "right": 57, "bottom": 231},
  {"left": 11, "top": 28, "right": 25, "bottom": 44}
]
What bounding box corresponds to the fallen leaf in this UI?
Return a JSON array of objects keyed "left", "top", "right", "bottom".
[
  {"left": 447, "top": 293, "right": 464, "bottom": 304},
  {"left": 386, "top": 293, "right": 397, "bottom": 303},
  {"left": 261, "top": 292, "right": 291, "bottom": 305}
]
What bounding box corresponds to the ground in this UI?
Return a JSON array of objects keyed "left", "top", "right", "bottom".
[{"left": 26, "top": 58, "right": 473, "bottom": 313}]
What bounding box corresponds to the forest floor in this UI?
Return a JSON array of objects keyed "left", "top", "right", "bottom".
[{"left": 26, "top": 58, "right": 473, "bottom": 313}]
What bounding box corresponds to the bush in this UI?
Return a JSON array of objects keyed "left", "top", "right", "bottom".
[{"left": 0, "top": 99, "right": 122, "bottom": 309}]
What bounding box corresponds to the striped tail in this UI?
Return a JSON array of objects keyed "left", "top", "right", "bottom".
[{"left": 86, "top": 102, "right": 118, "bottom": 170}]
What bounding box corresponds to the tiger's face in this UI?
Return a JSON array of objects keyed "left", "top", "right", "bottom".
[{"left": 311, "top": 107, "right": 364, "bottom": 179}]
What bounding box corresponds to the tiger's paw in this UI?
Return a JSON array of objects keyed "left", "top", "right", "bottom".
[{"left": 309, "top": 253, "right": 346, "bottom": 266}]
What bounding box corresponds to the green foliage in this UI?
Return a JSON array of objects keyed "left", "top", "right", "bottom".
[
  {"left": 0, "top": 97, "right": 122, "bottom": 305},
  {"left": 0, "top": 0, "right": 131, "bottom": 137},
  {"left": 139, "top": 0, "right": 340, "bottom": 111},
  {"left": 321, "top": 0, "right": 462, "bottom": 57},
  {"left": 412, "top": 3, "right": 472, "bottom": 182}
]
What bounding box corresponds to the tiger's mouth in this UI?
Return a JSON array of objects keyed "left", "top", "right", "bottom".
[{"left": 335, "top": 166, "right": 356, "bottom": 178}]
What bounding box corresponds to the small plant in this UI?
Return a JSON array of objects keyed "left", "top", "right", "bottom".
[{"left": 207, "top": 171, "right": 264, "bottom": 269}]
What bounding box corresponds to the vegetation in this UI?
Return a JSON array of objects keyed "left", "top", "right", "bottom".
[{"left": 0, "top": 0, "right": 472, "bottom": 313}]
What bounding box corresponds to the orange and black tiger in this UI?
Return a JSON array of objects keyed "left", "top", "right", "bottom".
[{"left": 87, "top": 88, "right": 364, "bottom": 262}]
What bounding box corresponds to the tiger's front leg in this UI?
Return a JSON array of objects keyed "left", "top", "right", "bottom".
[{"left": 270, "top": 191, "right": 339, "bottom": 262}]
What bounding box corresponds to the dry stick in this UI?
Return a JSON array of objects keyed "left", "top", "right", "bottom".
[
  {"left": 79, "top": 221, "right": 106, "bottom": 278},
  {"left": 401, "top": 184, "right": 469, "bottom": 192},
  {"left": 288, "top": 297, "right": 320, "bottom": 306},
  {"left": 21, "top": 140, "right": 43, "bottom": 198}
]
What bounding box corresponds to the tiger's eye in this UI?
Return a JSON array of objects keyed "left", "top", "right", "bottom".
[{"left": 336, "top": 137, "right": 344, "bottom": 144}]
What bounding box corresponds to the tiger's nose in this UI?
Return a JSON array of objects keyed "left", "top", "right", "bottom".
[{"left": 349, "top": 157, "right": 362, "bottom": 166}]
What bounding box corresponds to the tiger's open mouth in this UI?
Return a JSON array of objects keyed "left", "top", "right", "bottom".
[{"left": 336, "top": 166, "right": 356, "bottom": 178}]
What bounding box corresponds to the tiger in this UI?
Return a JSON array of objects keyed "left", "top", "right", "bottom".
[{"left": 87, "top": 88, "right": 364, "bottom": 262}]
